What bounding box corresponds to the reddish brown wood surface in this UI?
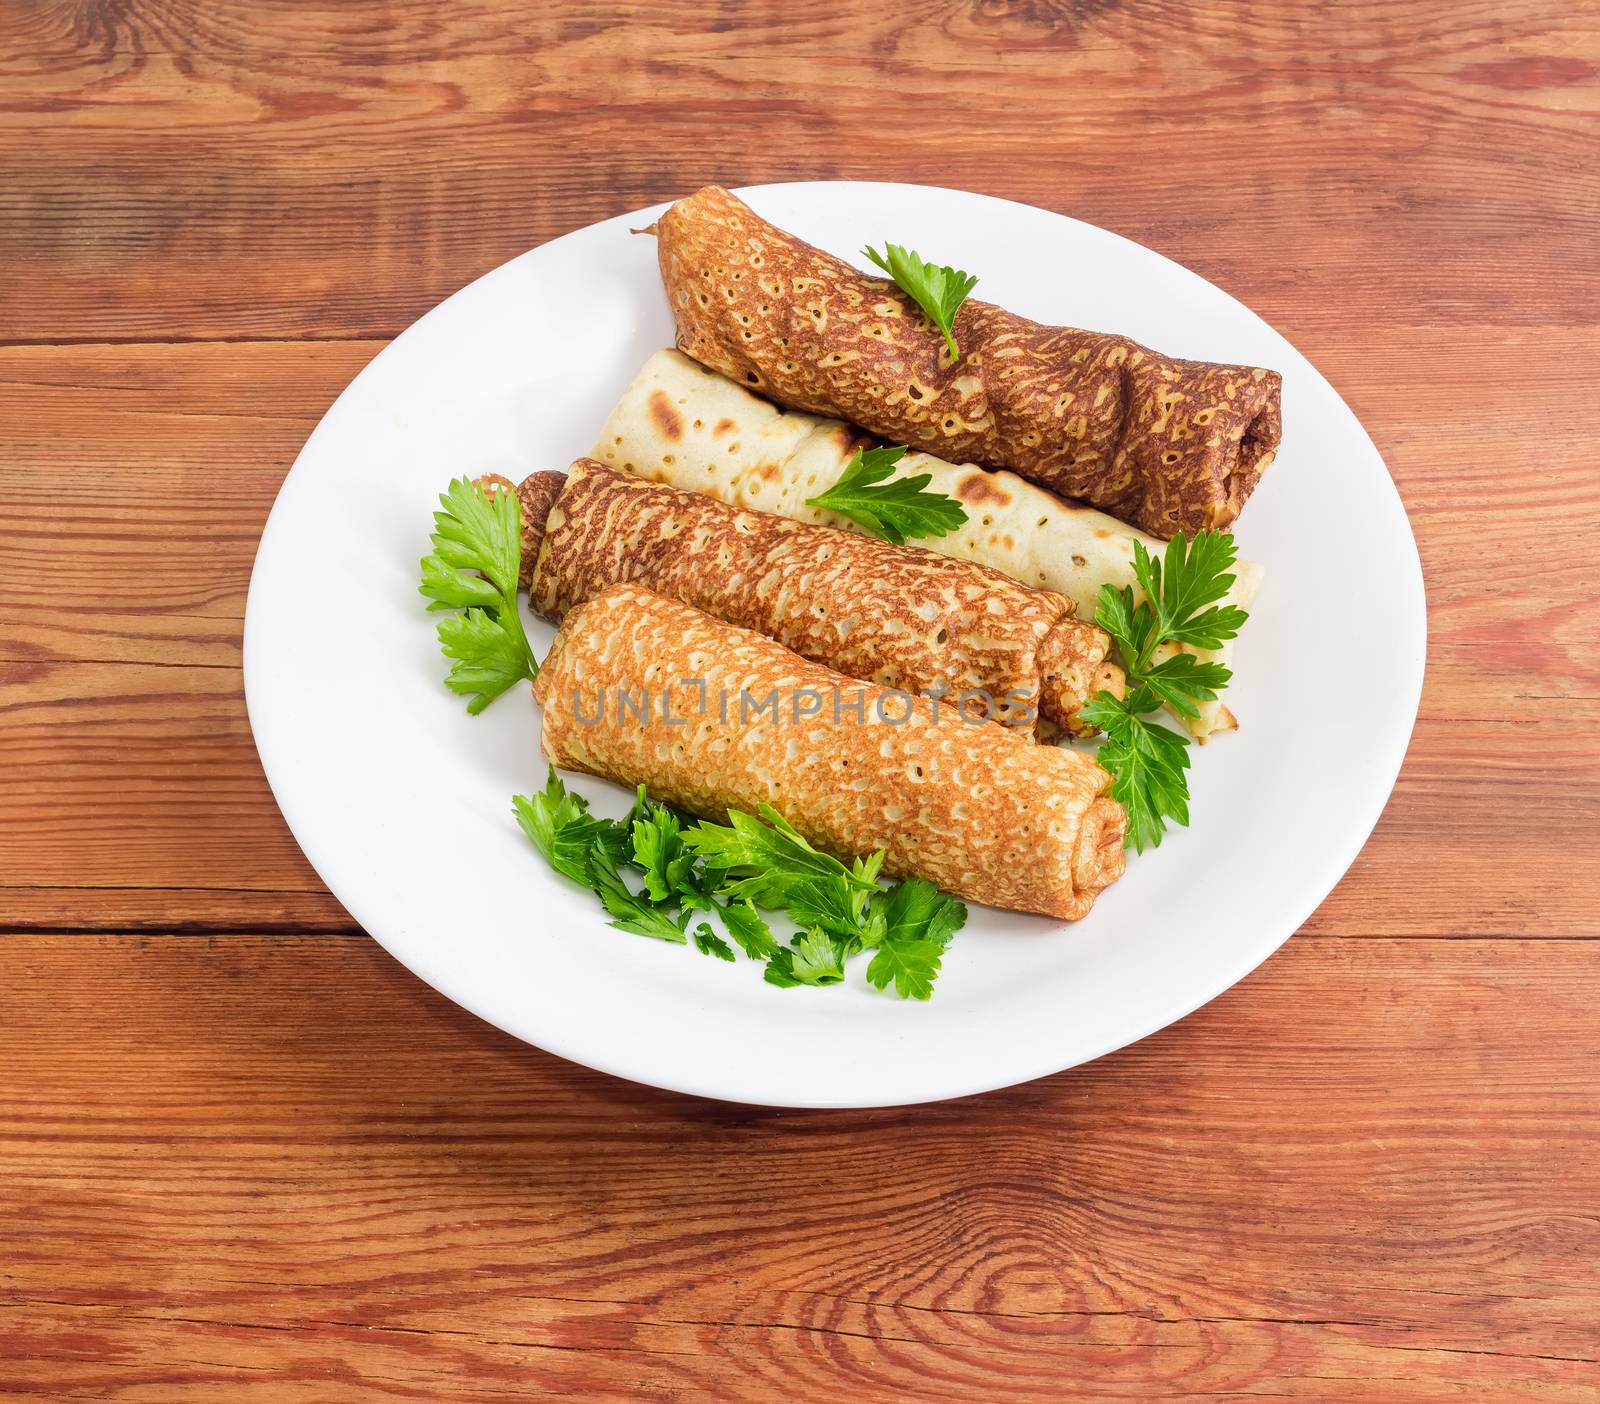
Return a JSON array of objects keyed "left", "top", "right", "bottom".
[
  {"left": 3, "top": 935, "right": 1599, "bottom": 1403},
  {"left": 1, "top": 2, "right": 1597, "bottom": 1398}
]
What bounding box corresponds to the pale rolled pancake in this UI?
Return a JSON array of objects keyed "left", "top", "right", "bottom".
[
  {"left": 533, "top": 584, "right": 1127, "bottom": 920},
  {"left": 515, "top": 458, "right": 1121, "bottom": 737},
  {"left": 592, "top": 350, "right": 1260, "bottom": 740}
]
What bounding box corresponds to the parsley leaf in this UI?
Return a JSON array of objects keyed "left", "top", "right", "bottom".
[
  {"left": 863, "top": 877, "right": 968, "bottom": 1000},
  {"left": 631, "top": 804, "right": 696, "bottom": 903},
  {"left": 1087, "top": 530, "right": 1249, "bottom": 852},
  {"left": 692, "top": 924, "right": 736, "bottom": 962},
  {"left": 420, "top": 477, "right": 538, "bottom": 713},
  {"left": 721, "top": 899, "right": 779, "bottom": 959},
  {"left": 853, "top": 851, "right": 887, "bottom": 887},
  {"left": 551, "top": 816, "right": 630, "bottom": 885},
  {"left": 783, "top": 874, "right": 880, "bottom": 942},
  {"left": 1074, "top": 692, "right": 1135, "bottom": 738},
  {"left": 1126, "top": 534, "right": 1248, "bottom": 661},
  {"left": 673, "top": 864, "right": 726, "bottom": 916},
  {"left": 863, "top": 242, "right": 979, "bottom": 361},
  {"left": 690, "top": 807, "right": 883, "bottom": 954},
  {"left": 1087, "top": 700, "right": 1193, "bottom": 854},
  {"left": 865, "top": 940, "right": 947, "bottom": 1002},
  {"left": 870, "top": 877, "right": 967, "bottom": 951},
  {"left": 424, "top": 475, "right": 521, "bottom": 597},
  {"left": 1136, "top": 653, "right": 1232, "bottom": 720},
  {"left": 805, "top": 445, "right": 968, "bottom": 546},
  {"left": 790, "top": 928, "right": 849, "bottom": 983},
  {"left": 513, "top": 769, "right": 636, "bottom": 888},
  {"left": 766, "top": 927, "right": 848, "bottom": 988},
  {"left": 587, "top": 844, "right": 690, "bottom": 943},
  {"left": 780, "top": 852, "right": 891, "bottom": 947},
  {"left": 435, "top": 609, "right": 536, "bottom": 714},
  {"left": 514, "top": 775, "right": 964, "bottom": 996},
  {"left": 685, "top": 805, "right": 867, "bottom": 894}
]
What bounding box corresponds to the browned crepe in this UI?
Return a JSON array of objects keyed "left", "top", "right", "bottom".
[
  {"left": 534, "top": 583, "right": 1127, "bottom": 920},
  {"left": 654, "top": 185, "right": 1282, "bottom": 539},
  {"left": 511, "top": 458, "right": 1121, "bottom": 737}
]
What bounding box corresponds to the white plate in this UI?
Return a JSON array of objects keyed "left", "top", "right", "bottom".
[{"left": 244, "top": 181, "right": 1424, "bottom": 1109}]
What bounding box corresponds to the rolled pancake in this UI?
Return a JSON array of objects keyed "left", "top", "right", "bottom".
[
  {"left": 592, "top": 350, "right": 1260, "bottom": 741},
  {"left": 533, "top": 583, "right": 1127, "bottom": 920},
  {"left": 514, "top": 458, "right": 1120, "bottom": 738},
  {"left": 653, "top": 185, "right": 1281, "bottom": 539}
]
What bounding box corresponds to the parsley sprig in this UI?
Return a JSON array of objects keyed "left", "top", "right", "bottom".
[
  {"left": 863, "top": 243, "right": 979, "bottom": 361},
  {"left": 420, "top": 477, "right": 538, "bottom": 713},
  {"left": 1077, "top": 531, "right": 1248, "bottom": 854},
  {"left": 805, "top": 444, "right": 968, "bottom": 546},
  {"left": 512, "top": 769, "right": 967, "bottom": 999}
]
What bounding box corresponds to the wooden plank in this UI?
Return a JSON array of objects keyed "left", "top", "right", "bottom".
[
  {"left": 0, "top": 933, "right": 1596, "bottom": 1400},
  {"left": 0, "top": 660, "right": 332, "bottom": 908},
  {"left": 0, "top": 888, "right": 356, "bottom": 935},
  {"left": 1, "top": 4, "right": 1596, "bottom": 343},
  {"left": 0, "top": 342, "right": 365, "bottom": 928}
]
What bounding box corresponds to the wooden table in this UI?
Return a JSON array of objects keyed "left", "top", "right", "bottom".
[{"left": 3, "top": 3, "right": 1597, "bottom": 1399}]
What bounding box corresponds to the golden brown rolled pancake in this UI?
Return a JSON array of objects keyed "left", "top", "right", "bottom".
[
  {"left": 533, "top": 583, "right": 1127, "bottom": 920},
  {"left": 653, "top": 185, "right": 1281, "bottom": 539},
  {"left": 592, "top": 350, "right": 1259, "bottom": 741},
  {"left": 512, "top": 458, "right": 1120, "bottom": 738}
]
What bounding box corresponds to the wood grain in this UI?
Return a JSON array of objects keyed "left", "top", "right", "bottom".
[
  {"left": 1, "top": 3, "right": 1596, "bottom": 341},
  {"left": 1, "top": 935, "right": 1597, "bottom": 1402},
  {"left": 1, "top": 0, "right": 1598, "bottom": 1397}
]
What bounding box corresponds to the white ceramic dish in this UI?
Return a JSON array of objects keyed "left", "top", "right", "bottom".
[{"left": 243, "top": 181, "right": 1425, "bottom": 1109}]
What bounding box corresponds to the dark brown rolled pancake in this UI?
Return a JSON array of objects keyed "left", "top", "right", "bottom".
[
  {"left": 534, "top": 583, "right": 1127, "bottom": 920},
  {"left": 516, "top": 458, "right": 1121, "bottom": 738},
  {"left": 654, "top": 185, "right": 1282, "bottom": 539}
]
